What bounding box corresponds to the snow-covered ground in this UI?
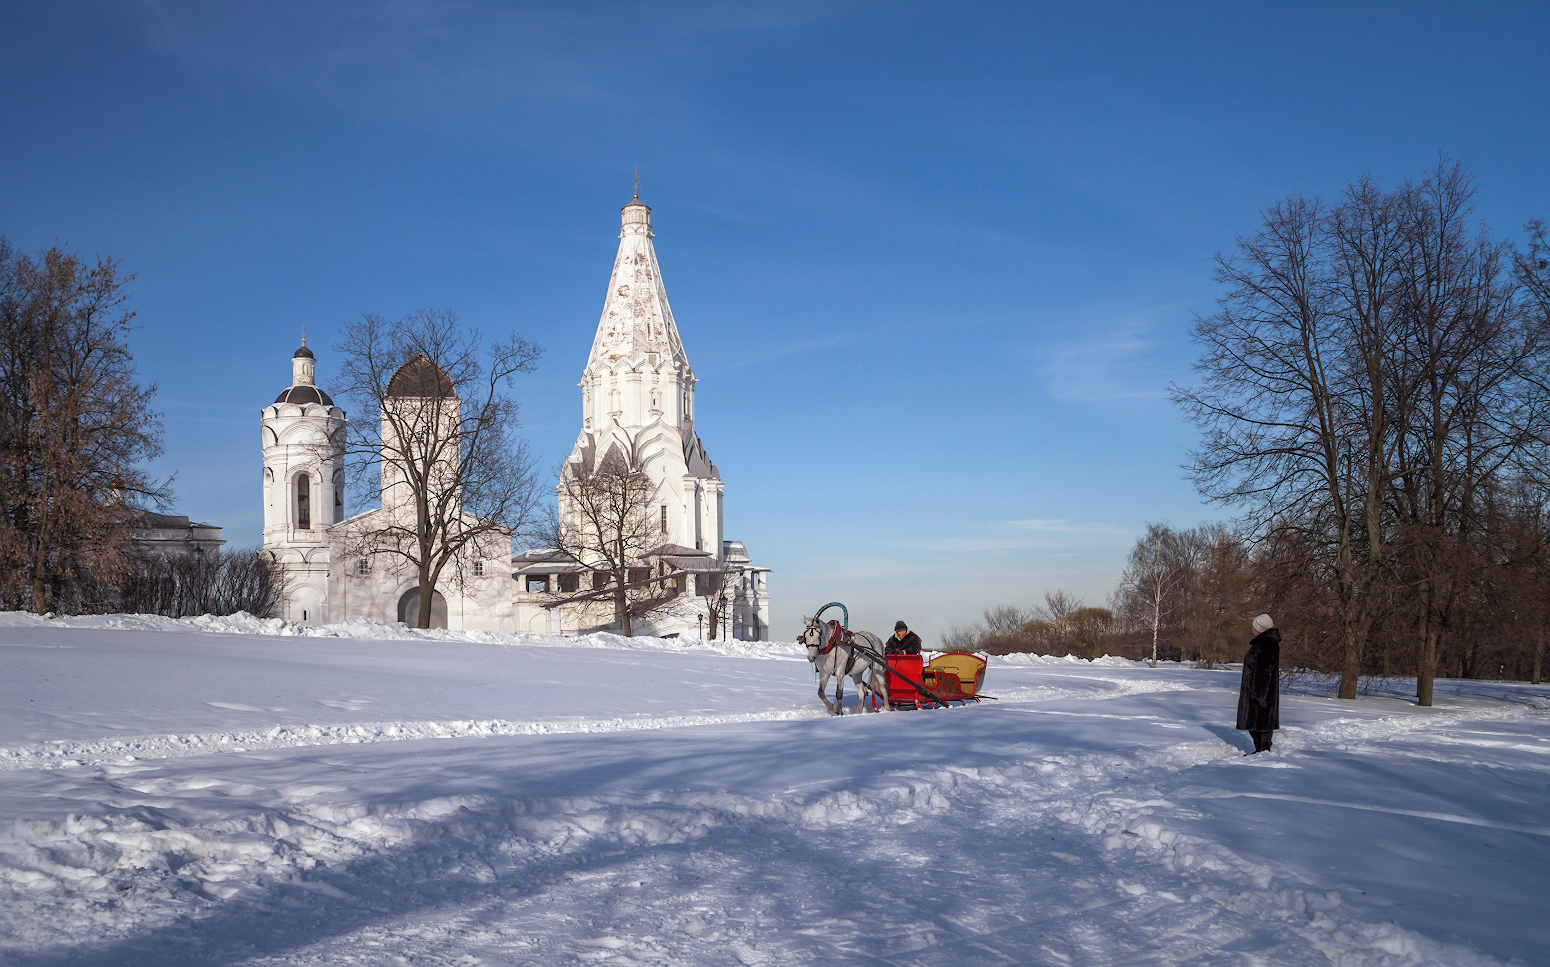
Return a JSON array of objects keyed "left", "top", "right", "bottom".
[{"left": 2, "top": 614, "right": 1547, "bottom": 966}]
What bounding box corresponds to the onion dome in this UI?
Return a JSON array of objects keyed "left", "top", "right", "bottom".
[
  {"left": 272, "top": 329, "right": 333, "bottom": 405},
  {"left": 274, "top": 384, "right": 335, "bottom": 406}
]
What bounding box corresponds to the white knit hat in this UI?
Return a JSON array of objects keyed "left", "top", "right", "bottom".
[{"left": 1252, "top": 614, "right": 1274, "bottom": 634}]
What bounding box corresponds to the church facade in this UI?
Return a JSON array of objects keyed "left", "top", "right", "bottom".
[
  {"left": 260, "top": 342, "right": 511, "bottom": 630},
  {"left": 260, "top": 196, "right": 769, "bottom": 639},
  {"left": 511, "top": 196, "right": 770, "bottom": 639}
]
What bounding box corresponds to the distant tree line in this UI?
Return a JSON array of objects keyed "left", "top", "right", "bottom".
[
  {"left": 951, "top": 162, "right": 1550, "bottom": 701},
  {"left": 0, "top": 236, "right": 282, "bottom": 618}
]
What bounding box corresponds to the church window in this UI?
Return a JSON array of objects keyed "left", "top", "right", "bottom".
[
  {"left": 591, "top": 571, "right": 610, "bottom": 590},
  {"left": 526, "top": 576, "right": 547, "bottom": 592},
  {"left": 559, "top": 572, "right": 579, "bottom": 593},
  {"left": 297, "top": 475, "right": 311, "bottom": 530},
  {"left": 356, "top": 558, "right": 370, "bottom": 575},
  {"left": 473, "top": 560, "right": 485, "bottom": 577},
  {"left": 334, "top": 470, "right": 343, "bottom": 507},
  {"left": 660, "top": 504, "right": 668, "bottom": 534}
]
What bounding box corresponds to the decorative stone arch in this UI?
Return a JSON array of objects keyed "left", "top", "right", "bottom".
[
  {"left": 278, "top": 423, "right": 329, "bottom": 447},
  {"left": 290, "top": 468, "right": 317, "bottom": 530},
  {"left": 397, "top": 586, "right": 448, "bottom": 629}
]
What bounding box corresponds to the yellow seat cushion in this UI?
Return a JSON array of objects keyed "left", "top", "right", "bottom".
[{"left": 926, "top": 653, "right": 986, "bottom": 696}]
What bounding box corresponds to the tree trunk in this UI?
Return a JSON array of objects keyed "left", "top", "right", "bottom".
[
  {"left": 1532, "top": 623, "right": 1544, "bottom": 686},
  {"left": 417, "top": 562, "right": 434, "bottom": 629},
  {"left": 1336, "top": 569, "right": 1365, "bottom": 700},
  {"left": 1415, "top": 574, "right": 1449, "bottom": 707},
  {"left": 614, "top": 578, "right": 632, "bottom": 637}
]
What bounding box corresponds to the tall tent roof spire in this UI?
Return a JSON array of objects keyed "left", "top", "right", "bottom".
[{"left": 586, "top": 196, "right": 689, "bottom": 369}]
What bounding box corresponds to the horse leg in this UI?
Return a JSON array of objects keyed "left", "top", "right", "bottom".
[
  {"left": 835, "top": 676, "right": 845, "bottom": 715},
  {"left": 816, "top": 673, "right": 838, "bottom": 715}
]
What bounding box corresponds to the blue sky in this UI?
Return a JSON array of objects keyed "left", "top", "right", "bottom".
[{"left": 3, "top": 1, "right": 1547, "bottom": 640}]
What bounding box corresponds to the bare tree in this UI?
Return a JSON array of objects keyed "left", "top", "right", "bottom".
[
  {"left": 331, "top": 308, "right": 542, "bottom": 628},
  {"left": 117, "top": 548, "right": 285, "bottom": 618},
  {"left": 0, "top": 238, "right": 168, "bottom": 613},
  {"left": 542, "top": 429, "right": 676, "bottom": 636},
  {"left": 1384, "top": 163, "right": 1543, "bottom": 705},
  {"left": 1119, "top": 523, "right": 1185, "bottom": 667},
  {"left": 982, "top": 604, "right": 1035, "bottom": 638},
  {"left": 1174, "top": 183, "right": 1406, "bottom": 699}
]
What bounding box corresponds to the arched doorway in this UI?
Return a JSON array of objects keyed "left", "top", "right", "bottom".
[
  {"left": 397, "top": 587, "right": 448, "bottom": 629},
  {"left": 290, "top": 586, "right": 325, "bottom": 625}
]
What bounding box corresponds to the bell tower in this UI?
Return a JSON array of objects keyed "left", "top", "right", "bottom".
[{"left": 260, "top": 334, "right": 347, "bottom": 623}]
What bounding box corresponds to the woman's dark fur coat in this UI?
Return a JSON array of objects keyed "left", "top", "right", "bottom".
[{"left": 1236, "top": 628, "right": 1281, "bottom": 731}]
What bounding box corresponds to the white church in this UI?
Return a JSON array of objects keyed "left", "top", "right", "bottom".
[{"left": 260, "top": 195, "right": 771, "bottom": 640}]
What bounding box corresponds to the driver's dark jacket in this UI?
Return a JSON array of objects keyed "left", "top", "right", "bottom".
[{"left": 886, "top": 630, "right": 922, "bottom": 655}]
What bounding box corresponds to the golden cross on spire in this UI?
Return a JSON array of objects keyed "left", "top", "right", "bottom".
[{"left": 632, "top": 164, "right": 640, "bottom": 201}]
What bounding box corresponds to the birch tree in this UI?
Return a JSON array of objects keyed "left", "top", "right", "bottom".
[{"left": 1119, "top": 523, "right": 1183, "bottom": 667}]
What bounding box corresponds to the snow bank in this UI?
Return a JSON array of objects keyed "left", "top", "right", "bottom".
[
  {"left": 0, "top": 609, "right": 807, "bottom": 660},
  {"left": 993, "top": 651, "right": 1156, "bottom": 667}
]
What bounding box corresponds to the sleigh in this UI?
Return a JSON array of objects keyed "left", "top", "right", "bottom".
[{"left": 872, "top": 652, "right": 989, "bottom": 710}]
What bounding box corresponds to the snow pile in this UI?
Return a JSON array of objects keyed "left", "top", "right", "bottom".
[
  {"left": 0, "top": 609, "right": 808, "bottom": 660},
  {"left": 994, "top": 651, "right": 1155, "bottom": 667},
  {"left": 2, "top": 622, "right": 1547, "bottom": 965}
]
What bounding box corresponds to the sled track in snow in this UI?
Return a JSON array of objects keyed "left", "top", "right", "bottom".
[
  {"left": 0, "top": 710, "right": 833, "bottom": 772},
  {"left": 0, "top": 677, "right": 1198, "bottom": 772}
]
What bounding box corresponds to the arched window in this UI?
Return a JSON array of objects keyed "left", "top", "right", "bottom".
[{"left": 297, "top": 474, "right": 311, "bottom": 530}]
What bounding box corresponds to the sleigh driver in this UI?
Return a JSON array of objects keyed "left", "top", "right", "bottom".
[{"left": 886, "top": 620, "right": 922, "bottom": 655}]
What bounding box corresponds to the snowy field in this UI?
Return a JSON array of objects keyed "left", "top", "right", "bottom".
[{"left": 2, "top": 614, "right": 1548, "bottom": 966}]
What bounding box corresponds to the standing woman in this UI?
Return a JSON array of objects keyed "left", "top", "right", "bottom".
[{"left": 1237, "top": 614, "right": 1281, "bottom": 753}]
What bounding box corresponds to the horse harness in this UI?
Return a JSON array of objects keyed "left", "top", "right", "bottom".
[{"left": 817, "top": 619, "right": 875, "bottom": 678}]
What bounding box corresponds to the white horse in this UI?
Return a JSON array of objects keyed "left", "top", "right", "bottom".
[{"left": 799, "top": 616, "right": 887, "bottom": 714}]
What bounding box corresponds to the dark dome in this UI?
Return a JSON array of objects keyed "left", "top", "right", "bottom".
[
  {"left": 274, "top": 385, "right": 334, "bottom": 406},
  {"left": 293, "top": 344, "right": 315, "bottom": 359},
  {"left": 387, "top": 356, "right": 455, "bottom": 398}
]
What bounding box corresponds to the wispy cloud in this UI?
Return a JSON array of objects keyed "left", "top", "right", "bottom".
[
  {"left": 1039, "top": 308, "right": 1187, "bottom": 405},
  {"left": 698, "top": 331, "right": 857, "bottom": 372},
  {"left": 892, "top": 518, "right": 1134, "bottom": 554}
]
